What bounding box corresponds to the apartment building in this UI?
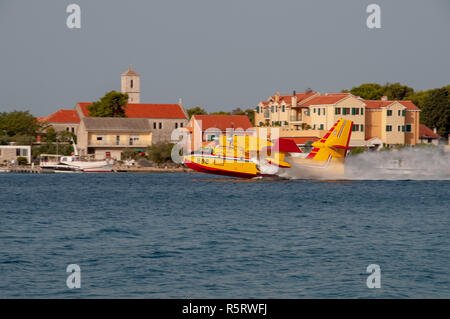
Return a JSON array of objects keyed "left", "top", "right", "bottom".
[{"left": 255, "top": 91, "right": 420, "bottom": 147}]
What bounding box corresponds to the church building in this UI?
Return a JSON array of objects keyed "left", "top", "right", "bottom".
[{"left": 39, "top": 66, "right": 189, "bottom": 159}]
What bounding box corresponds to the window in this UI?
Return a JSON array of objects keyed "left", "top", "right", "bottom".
[
  {"left": 398, "top": 110, "right": 401, "bottom": 116},
  {"left": 16, "top": 149, "right": 20, "bottom": 156},
  {"left": 361, "top": 108, "right": 364, "bottom": 115},
  {"left": 271, "top": 105, "right": 274, "bottom": 113},
  {"left": 159, "top": 123, "right": 162, "bottom": 129},
  {"left": 323, "top": 108, "right": 325, "bottom": 115},
  {"left": 387, "top": 110, "right": 393, "bottom": 116},
  {"left": 259, "top": 122, "right": 263, "bottom": 126},
  {"left": 352, "top": 124, "right": 359, "bottom": 131},
  {"left": 320, "top": 124, "right": 324, "bottom": 130},
  {"left": 386, "top": 125, "right": 392, "bottom": 132},
  {"left": 180, "top": 123, "right": 183, "bottom": 128},
  {"left": 153, "top": 122, "right": 157, "bottom": 129},
  {"left": 256, "top": 106, "right": 260, "bottom": 113},
  {"left": 71, "top": 127, "right": 75, "bottom": 133},
  {"left": 313, "top": 108, "right": 316, "bottom": 113},
  {"left": 398, "top": 126, "right": 401, "bottom": 132},
  {"left": 129, "top": 136, "right": 139, "bottom": 145},
  {"left": 96, "top": 135, "right": 106, "bottom": 144},
  {"left": 130, "top": 80, "right": 134, "bottom": 89},
  {"left": 66, "top": 127, "right": 69, "bottom": 131},
  {"left": 207, "top": 134, "right": 216, "bottom": 141},
  {"left": 116, "top": 135, "right": 120, "bottom": 145},
  {"left": 360, "top": 124, "right": 364, "bottom": 131},
  {"left": 402, "top": 125, "right": 405, "bottom": 132},
  {"left": 402, "top": 110, "right": 406, "bottom": 116},
  {"left": 406, "top": 124, "right": 412, "bottom": 132},
  {"left": 21, "top": 149, "right": 28, "bottom": 156},
  {"left": 175, "top": 123, "right": 178, "bottom": 129},
  {"left": 282, "top": 105, "right": 285, "bottom": 112},
  {"left": 318, "top": 108, "right": 320, "bottom": 116},
  {"left": 343, "top": 108, "right": 350, "bottom": 115},
  {"left": 335, "top": 108, "right": 341, "bottom": 115}
]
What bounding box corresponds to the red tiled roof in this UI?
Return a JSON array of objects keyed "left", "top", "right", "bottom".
[
  {"left": 38, "top": 109, "right": 80, "bottom": 123},
  {"left": 363, "top": 100, "right": 419, "bottom": 110},
  {"left": 265, "top": 92, "right": 317, "bottom": 105},
  {"left": 77, "top": 103, "right": 187, "bottom": 119},
  {"left": 398, "top": 101, "right": 420, "bottom": 110},
  {"left": 363, "top": 100, "right": 392, "bottom": 109},
  {"left": 419, "top": 125, "right": 441, "bottom": 139},
  {"left": 300, "top": 94, "right": 350, "bottom": 106},
  {"left": 121, "top": 68, "right": 139, "bottom": 76},
  {"left": 192, "top": 115, "right": 253, "bottom": 131},
  {"left": 279, "top": 92, "right": 316, "bottom": 103}
]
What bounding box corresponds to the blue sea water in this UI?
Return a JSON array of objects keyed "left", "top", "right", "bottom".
[{"left": 0, "top": 173, "right": 449, "bottom": 298}]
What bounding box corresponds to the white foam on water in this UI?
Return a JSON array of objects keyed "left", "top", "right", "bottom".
[{"left": 279, "top": 148, "right": 450, "bottom": 180}]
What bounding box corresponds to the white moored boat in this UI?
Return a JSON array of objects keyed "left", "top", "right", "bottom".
[{"left": 39, "top": 140, "right": 114, "bottom": 173}]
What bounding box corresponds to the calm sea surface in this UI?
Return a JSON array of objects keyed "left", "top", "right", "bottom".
[{"left": 0, "top": 173, "right": 449, "bottom": 298}]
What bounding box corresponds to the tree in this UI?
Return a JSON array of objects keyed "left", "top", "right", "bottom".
[
  {"left": 187, "top": 106, "right": 207, "bottom": 118},
  {"left": 231, "top": 107, "right": 245, "bottom": 115},
  {"left": 420, "top": 87, "right": 450, "bottom": 138},
  {"left": 88, "top": 90, "right": 128, "bottom": 117},
  {"left": 44, "top": 127, "right": 58, "bottom": 142},
  {"left": 349, "top": 83, "right": 384, "bottom": 100},
  {"left": 404, "top": 90, "right": 430, "bottom": 109},
  {"left": 148, "top": 142, "right": 174, "bottom": 163},
  {"left": 32, "top": 129, "right": 76, "bottom": 159},
  {"left": 244, "top": 108, "right": 255, "bottom": 125},
  {"left": 383, "top": 82, "right": 414, "bottom": 100},
  {"left": 210, "top": 111, "right": 230, "bottom": 115},
  {"left": 0, "top": 110, "right": 39, "bottom": 137}
]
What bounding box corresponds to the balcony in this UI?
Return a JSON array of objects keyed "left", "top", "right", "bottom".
[
  {"left": 289, "top": 115, "right": 303, "bottom": 124},
  {"left": 89, "top": 137, "right": 150, "bottom": 147}
]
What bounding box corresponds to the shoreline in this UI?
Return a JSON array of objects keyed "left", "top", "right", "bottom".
[{"left": 0, "top": 165, "right": 195, "bottom": 174}]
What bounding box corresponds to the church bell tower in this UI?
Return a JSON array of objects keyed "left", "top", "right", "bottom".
[{"left": 121, "top": 65, "right": 140, "bottom": 103}]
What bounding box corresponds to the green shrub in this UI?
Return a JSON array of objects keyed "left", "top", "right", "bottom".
[
  {"left": 148, "top": 143, "right": 174, "bottom": 163},
  {"left": 350, "top": 147, "right": 366, "bottom": 155},
  {"left": 17, "top": 157, "right": 28, "bottom": 165}
]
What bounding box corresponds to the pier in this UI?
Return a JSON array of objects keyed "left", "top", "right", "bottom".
[{"left": 0, "top": 166, "right": 44, "bottom": 174}]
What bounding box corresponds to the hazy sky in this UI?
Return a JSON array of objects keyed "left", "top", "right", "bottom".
[{"left": 0, "top": 0, "right": 449, "bottom": 116}]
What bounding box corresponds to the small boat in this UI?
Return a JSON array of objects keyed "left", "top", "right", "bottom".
[{"left": 39, "top": 139, "right": 114, "bottom": 173}]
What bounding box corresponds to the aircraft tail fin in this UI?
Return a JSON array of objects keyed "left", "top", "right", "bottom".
[{"left": 306, "top": 119, "right": 353, "bottom": 162}]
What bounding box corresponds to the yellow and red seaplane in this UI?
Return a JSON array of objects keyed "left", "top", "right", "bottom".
[{"left": 183, "top": 119, "right": 353, "bottom": 179}]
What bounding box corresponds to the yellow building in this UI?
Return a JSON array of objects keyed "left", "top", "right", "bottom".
[
  {"left": 364, "top": 99, "right": 420, "bottom": 146},
  {"left": 255, "top": 91, "right": 420, "bottom": 147},
  {"left": 77, "top": 118, "right": 152, "bottom": 160}
]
